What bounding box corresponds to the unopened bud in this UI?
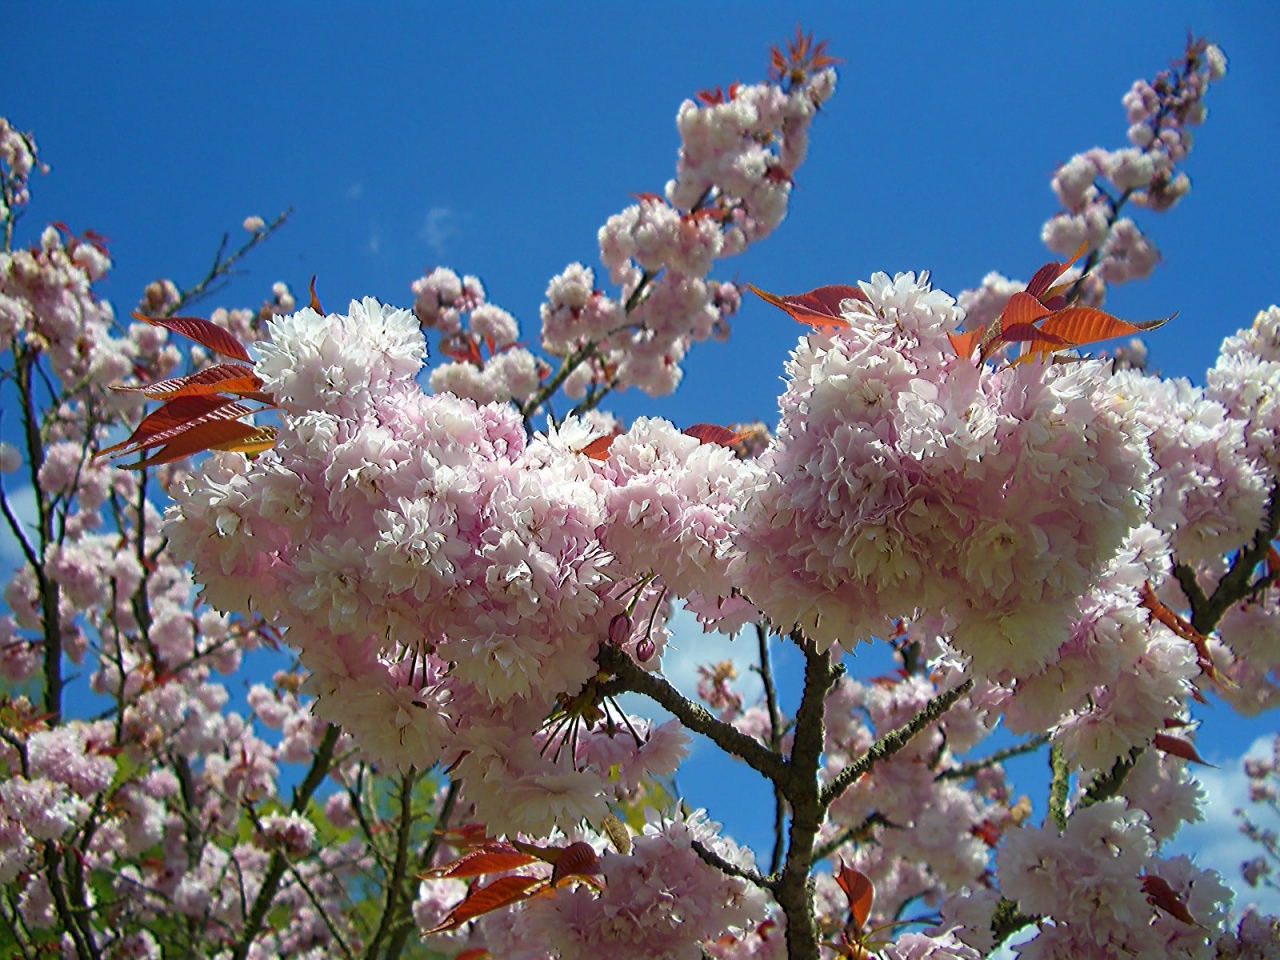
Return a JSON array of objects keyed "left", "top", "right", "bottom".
[
  {"left": 636, "top": 637, "right": 656, "bottom": 663},
  {"left": 608, "top": 613, "right": 631, "bottom": 646}
]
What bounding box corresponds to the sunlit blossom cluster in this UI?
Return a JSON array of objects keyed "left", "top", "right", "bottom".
[
  {"left": 412, "top": 266, "right": 547, "bottom": 405},
  {"left": 168, "top": 299, "right": 709, "bottom": 836},
  {"left": 735, "top": 271, "right": 1152, "bottom": 677},
  {"left": 533, "top": 67, "right": 835, "bottom": 402},
  {"left": 961, "top": 38, "right": 1226, "bottom": 326}
]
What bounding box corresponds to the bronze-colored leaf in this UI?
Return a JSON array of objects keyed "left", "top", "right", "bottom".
[
  {"left": 97, "top": 395, "right": 244, "bottom": 458},
  {"left": 748, "top": 283, "right": 863, "bottom": 328},
  {"left": 1031, "top": 306, "right": 1172, "bottom": 355},
  {"left": 421, "top": 846, "right": 537, "bottom": 880},
  {"left": 130, "top": 311, "right": 252, "bottom": 362},
  {"left": 423, "top": 875, "right": 545, "bottom": 934},
  {"left": 120, "top": 418, "right": 264, "bottom": 470}
]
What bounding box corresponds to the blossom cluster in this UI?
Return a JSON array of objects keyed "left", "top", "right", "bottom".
[
  {"left": 167, "top": 298, "right": 764, "bottom": 837},
  {"left": 960, "top": 37, "right": 1227, "bottom": 329},
  {"left": 735, "top": 271, "right": 1151, "bottom": 678},
  {"left": 411, "top": 267, "right": 548, "bottom": 405},
  {"left": 413, "top": 63, "right": 836, "bottom": 414}
]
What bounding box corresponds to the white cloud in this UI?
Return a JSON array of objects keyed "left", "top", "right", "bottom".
[
  {"left": 615, "top": 605, "right": 765, "bottom": 741},
  {"left": 0, "top": 483, "right": 39, "bottom": 575},
  {"left": 1168, "top": 735, "right": 1280, "bottom": 916},
  {"left": 421, "top": 206, "right": 457, "bottom": 258}
]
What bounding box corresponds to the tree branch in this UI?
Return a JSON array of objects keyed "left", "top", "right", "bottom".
[
  {"left": 819, "top": 679, "right": 973, "bottom": 808},
  {"left": 596, "top": 643, "right": 786, "bottom": 782},
  {"left": 229, "top": 723, "right": 339, "bottom": 960},
  {"left": 1177, "top": 478, "right": 1280, "bottom": 635},
  {"left": 1047, "top": 745, "right": 1070, "bottom": 830},
  {"left": 754, "top": 621, "right": 789, "bottom": 876},
  {"left": 775, "top": 633, "right": 842, "bottom": 960},
  {"left": 364, "top": 768, "right": 419, "bottom": 960},
  {"left": 162, "top": 208, "right": 292, "bottom": 317},
  {"left": 935, "top": 734, "right": 1050, "bottom": 782},
  {"left": 690, "top": 838, "right": 773, "bottom": 892}
]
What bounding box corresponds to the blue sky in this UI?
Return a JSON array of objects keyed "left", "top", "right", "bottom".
[{"left": 6, "top": 0, "right": 1280, "bottom": 914}]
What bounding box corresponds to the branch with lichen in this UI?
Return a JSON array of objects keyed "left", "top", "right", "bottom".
[{"left": 818, "top": 679, "right": 974, "bottom": 809}]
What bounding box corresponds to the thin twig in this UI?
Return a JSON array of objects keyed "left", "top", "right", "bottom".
[
  {"left": 935, "top": 734, "right": 1050, "bottom": 781},
  {"left": 754, "top": 621, "right": 789, "bottom": 875},
  {"left": 162, "top": 208, "right": 292, "bottom": 317},
  {"left": 690, "top": 838, "right": 773, "bottom": 891}
]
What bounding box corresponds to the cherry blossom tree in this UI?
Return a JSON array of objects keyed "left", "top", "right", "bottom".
[{"left": 3, "top": 29, "right": 1279, "bottom": 960}]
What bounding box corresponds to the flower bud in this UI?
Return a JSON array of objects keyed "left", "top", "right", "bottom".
[{"left": 608, "top": 613, "right": 631, "bottom": 646}]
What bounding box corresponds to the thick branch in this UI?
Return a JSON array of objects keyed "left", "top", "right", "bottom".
[
  {"left": 990, "top": 897, "right": 1038, "bottom": 951},
  {"left": 1081, "top": 745, "right": 1142, "bottom": 808},
  {"left": 754, "top": 622, "right": 789, "bottom": 875},
  {"left": 365, "top": 769, "right": 419, "bottom": 960},
  {"left": 382, "top": 779, "right": 463, "bottom": 960},
  {"left": 596, "top": 643, "right": 785, "bottom": 781},
  {"left": 1176, "top": 478, "right": 1280, "bottom": 635},
  {"left": 1047, "top": 745, "right": 1070, "bottom": 830},
  {"left": 775, "top": 634, "right": 842, "bottom": 960}
]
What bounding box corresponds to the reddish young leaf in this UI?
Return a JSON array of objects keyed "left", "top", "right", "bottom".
[
  {"left": 1138, "top": 582, "right": 1220, "bottom": 685},
  {"left": 149, "top": 374, "right": 261, "bottom": 400},
  {"left": 421, "top": 846, "right": 537, "bottom": 880},
  {"left": 997, "top": 323, "right": 1071, "bottom": 347},
  {"left": 768, "top": 25, "right": 840, "bottom": 84},
  {"left": 238, "top": 391, "right": 279, "bottom": 406},
  {"left": 211, "top": 426, "right": 277, "bottom": 456},
  {"left": 998, "top": 291, "right": 1053, "bottom": 334},
  {"left": 97, "top": 395, "right": 243, "bottom": 458},
  {"left": 683, "top": 423, "right": 746, "bottom": 447},
  {"left": 130, "top": 311, "right": 252, "bottom": 362},
  {"left": 947, "top": 328, "right": 983, "bottom": 360},
  {"left": 120, "top": 419, "right": 266, "bottom": 470},
  {"left": 748, "top": 283, "right": 864, "bottom": 328},
  {"left": 437, "top": 824, "right": 492, "bottom": 849},
  {"left": 1139, "top": 583, "right": 1205, "bottom": 645},
  {"left": 308, "top": 275, "right": 324, "bottom": 314},
  {"left": 1030, "top": 306, "right": 1172, "bottom": 355},
  {"left": 111, "top": 363, "right": 261, "bottom": 398},
  {"left": 454, "top": 950, "right": 491, "bottom": 960},
  {"left": 833, "top": 862, "right": 874, "bottom": 934},
  {"left": 440, "top": 332, "right": 484, "bottom": 367},
  {"left": 424, "top": 875, "right": 546, "bottom": 934},
  {"left": 1153, "top": 733, "right": 1213, "bottom": 767},
  {"left": 970, "top": 819, "right": 1002, "bottom": 847},
  {"left": 1024, "top": 240, "right": 1088, "bottom": 300},
  {"left": 579, "top": 435, "right": 616, "bottom": 461},
  {"left": 1140, "top": 874, "right": 1198, "bottom": 926},
  {"left": 549, "top": 841, "right": 602, "bottom": 888}
]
